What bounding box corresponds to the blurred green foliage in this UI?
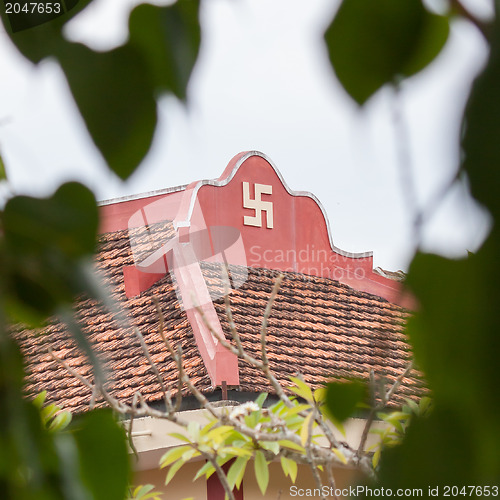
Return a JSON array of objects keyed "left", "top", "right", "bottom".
[
  {"left": 324, "top": 0, "right": 449, "bottom": 105},
  {"left": 1, "top": 0, "right": 499, "bottom": 498},
  {"left": 324, "top": 0, "right": 500, "bottom": 494},
  {"left": 0, "top": 180, "right": 130, "bottom": 499},
  {"left": 0, "top": 0, "right": 200, "bottom": 179}
]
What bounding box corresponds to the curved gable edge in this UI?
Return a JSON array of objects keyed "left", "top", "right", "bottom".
[{"left": 175, "top": 151, "right": 373, "bottom": 261}]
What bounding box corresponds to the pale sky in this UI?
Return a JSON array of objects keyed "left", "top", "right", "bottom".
[{"left": 0, "top": 0, "right": 494, "bottom": 271}]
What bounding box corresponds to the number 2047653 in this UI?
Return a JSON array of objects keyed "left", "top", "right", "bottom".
[
  {"left": 5, "top": 2, "right": 61, "bottom": 14},
  {"left": 442, "top": 486, "right": 499, "bottom": 497}
]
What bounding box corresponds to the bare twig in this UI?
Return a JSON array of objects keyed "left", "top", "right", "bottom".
[
  {"left": 128, "top": 393, "right": 140, "bottom": 459},
  {"left": 294, "top": 372, "right": 342, "bottom": 450},
  {"left": 305, "top": 409, "right": 327, "bottom": 500},
  {"left": 49, "top": 348, "right": 95, "bottom": 391},
  {"left": 260, "top": 274, "right": 283, "bottom": 367},
  {"left": 49, "top": 347, "right": 129, "bottom": 414},
  {"left": 221, "top": 266, "right": 245, "bottom": 356},
  {"left": 204, "top": 452, "right": 236, "bottom": 500},
  {"left": 195, "top": 277, "right": 295, "bottom": 409},
  {"left": 384, "top": 362, "right": 413, "bottom": 403},
  {"left": 357, "top": 362, "right": 414, "bottom": 457},
  {"left": 133, "top": 327, "right": 172, "bottom": 412},
  {"left": 326, "top": 464, "right": 340, "bottom": 500},
  {"left": 153, "top": 297, "right": 183, "bottom": 413}
]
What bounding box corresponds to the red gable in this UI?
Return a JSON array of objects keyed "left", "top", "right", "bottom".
[
  {"left": 98, "top": 152, "right": 411, "bottom": 388},
  {"left": 100, "top": 151, "right": 409, "bottom": 307}
]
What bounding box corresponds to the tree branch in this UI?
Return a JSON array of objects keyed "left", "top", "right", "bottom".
[
  {"left": 133, "top": 326, "right": 173, "bottom": 413},
  {"left": 357, "top": 362, "right": 413, "bottom": 457}
]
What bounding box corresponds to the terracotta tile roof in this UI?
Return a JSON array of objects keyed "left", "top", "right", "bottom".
[
  {"left": 13, "top": 225, "right": 424, "bottom": 414},
  {"left": 202, "top": 264, "right": 423, "bottom": 406},
  {"left": 14, "top": 224, "right": 211, "bottom": 414}
]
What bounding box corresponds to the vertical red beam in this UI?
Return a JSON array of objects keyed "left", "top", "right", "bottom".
[{"left": 207, "top": 460, "right": 244, "bottom": 500}]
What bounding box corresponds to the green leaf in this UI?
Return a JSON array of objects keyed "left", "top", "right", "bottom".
[
  {"left": 206, "top": 425, "right": 235, "bottom": 443},
  {"left": 56, "top": 42, "right": 157, "bottom": 180},
  {"left": 300, "top": 412, "right": 313, "bottom": 446},
  {"left": 219, "top": 446, "right": 253, "bottom": 458},
  {"left": 283, "top": 403, "right": 311, "bottom": 417},
  {"left": 32, "top": 391, "right": 47, "bottom": 409},
  {"left": 331, "top": 416, "right": 346, "bottom": 437},
  {"left": 403, "top": 398, "right": 419, "bottom": 414},
  {"left": 53, "top": 433, "right": 93, "bottom": 500},
  {"left": 41, "top": 403, "right": 60, "bottom": 423},
  {"left": 199, "top": 419, "right": 219, "bottom": 436},
  {"left": 3, "top": 182, "right": 97, "bottom": 258},
  {"left": 181, "top": 448, "right": 199, "bottom": 462},
  {"left": 270, "top": 400, "right": 286, "bottom": 416},
  {"left": 168, "top": 432, "right": 191, "bottom": 443},
  {"left": 260, "top": 441, "right": 280, "bottom": 455},
  {"left": 243, "top": 412, "right": 256, "bottom": 429},
  {"left": 2, "top": 182, "right": 98, "bottom": 322},
  {"left": 187, "top": 421, "right": 201, "bottom": 441},
  {"left": 313, "top": 387, "right": 326, "bottom": 402},
  {"left": 400, "top": 10, "right": 449, "bottom": 77},
  {"left": 73, "top": 409, "right": 130, "bottom": 500},
  {"left": 0, "top": 152, "right": 7, "bottom": 181},
  {"left": 372, "top": 20, "right": 500, "bottom": 481},
  {"left": 324, "top": 0, "right": 449, "bottom": 104},
  {"left": 130, "top": 484, "right": 162, "bottom": 500},
  {"left": 160, "top": 445, "right": 192, "bottom": 468},
  {"left": 324, "top": 380, "right": 366, "bottom": 422},
  {"left": 380, "top": 411, "right": 411, "bottom": 424},
  {"left": 280, "top": 456, "right": 298, "bottom": 483},
  {"left": 289, "top": 377, "right": 314, "bottom": 402},
  {"left": 194, "top": 461, "right": 216, "bottom": 481},
  {"left": 419, "top": 397, "right": 433, "bottom": 415},
  {"left": 254, "top": 450, "right": 269, "bottom": 495},
  {"left": 48, "top": 411, "right": 73, "bottom": 432},
  {"left": 227, "top": 456, "right": 249, "bottom": 490},
  {"left": 255, "top": 392, "right": 268, "bottom": 409},
  {"left": 165, "top": 458, "right": 184, "bottom": 486},
  {"left": 132, "top": 484, "right": 153, "bottom": 499},
  {"left": 462, "top": 26, "right": 500, "bottom": 217},
  {"left": 128, "top": 0, "right": 201, "bottom": 101},
  {"left": 277, "top": 440, "right": 305, "bottom": 453}
]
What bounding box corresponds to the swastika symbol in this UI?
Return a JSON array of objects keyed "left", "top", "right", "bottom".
[{"left": 242, "top": 182, "right": 274, "bottom": 229}]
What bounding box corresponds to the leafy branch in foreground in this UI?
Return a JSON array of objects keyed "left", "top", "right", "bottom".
[
  {"left": 32, "top": 390, "right": 72, "bottom": 433},
  {"left": 51, "top": 273, "right": 420, "bottom": 500},
  {"left": 126, "top": 484, "right": 163, "bottom": 500},
  {"left": 367, "top": 396, "right": 433, "bottom": 468},
  {"left": 34, "top": 391, "right": 162, "bottom": 500}
]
